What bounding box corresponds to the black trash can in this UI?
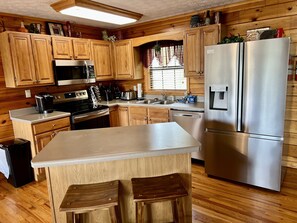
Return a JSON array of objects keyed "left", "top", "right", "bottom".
[{"left": 0, "top": 138, "right": 34, "bottom": 187}]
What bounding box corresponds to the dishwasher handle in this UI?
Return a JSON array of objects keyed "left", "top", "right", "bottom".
[{"left": 172, "top": 113, "right": 202, "bottom": 119}]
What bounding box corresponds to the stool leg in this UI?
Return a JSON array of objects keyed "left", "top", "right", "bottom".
[
  {"left": 171, "top": 200, "right": 178, "bottom": 223},
  {"left": 136, "top": 202, "right": 145, "bottom": 223},
  {"left": 109, "top": 205, "right": 122, "bottom": 223},
  {"left": 66, "top": 212, "right": 74, "bottom": 223},
  {"left": 176, "top": 198, "right": 184, "bottom": 223}
]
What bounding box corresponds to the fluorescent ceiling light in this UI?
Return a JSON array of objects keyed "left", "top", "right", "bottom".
[{"left": 51, "top": 0, "right": 142, "bottom": 25}]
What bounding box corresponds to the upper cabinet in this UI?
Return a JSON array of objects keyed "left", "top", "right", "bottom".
[
  {"left": 52, "top": 36, "right": 90, "bottom": 60},
  {"left": 91, "top": 40, "right": 113, "bottom": 80},
  {"left": 184, "top": 24, "right": 221, "bottom": 77},
  {"left": 0, "top": 32, "right": 54, "bottom": 87},
  {"left": 113, "top": 40, "right": 143, "bottom": 80}
]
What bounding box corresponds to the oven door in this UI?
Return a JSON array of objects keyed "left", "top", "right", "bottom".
[{"left": 71, "top": 108, "right": 110, "bottom": 130}]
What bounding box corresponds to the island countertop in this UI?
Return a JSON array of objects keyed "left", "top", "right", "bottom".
[{"left": 31, "top": 122, "right": 200, "bottom": 168}]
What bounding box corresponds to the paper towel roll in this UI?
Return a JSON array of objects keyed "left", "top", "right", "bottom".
[
  {"left": 137, "top": 83, "right": 142, "bottom": 98},
  {"left": 0, "top": 149, "right": 9, "bottom": 179}
]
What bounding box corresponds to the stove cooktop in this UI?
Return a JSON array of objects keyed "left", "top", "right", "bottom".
[{"left": 52, "top": 90, "right": 109, "bottom": 116}]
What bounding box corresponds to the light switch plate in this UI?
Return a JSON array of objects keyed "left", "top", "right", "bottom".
[{"left": 25, "top": 89, "right": 31, "bottom": 98}]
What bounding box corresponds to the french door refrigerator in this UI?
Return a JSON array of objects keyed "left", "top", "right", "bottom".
[{"left": 204, "top": 38, "right": 290, "bottom": 191}]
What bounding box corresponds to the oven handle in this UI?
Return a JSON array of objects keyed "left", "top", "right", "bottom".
[{"left": 72, "top": 109, "right": 109, "bottom": 123}]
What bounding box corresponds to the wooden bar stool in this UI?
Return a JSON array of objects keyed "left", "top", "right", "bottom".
[
  {"left": 59, "top": 180, "right": 122, "bottom": 223},
  {"left": 131, "top": 173, "right": 188, "bottom": 223}
]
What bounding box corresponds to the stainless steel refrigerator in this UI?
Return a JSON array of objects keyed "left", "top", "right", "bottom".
[{"left": 204, "top": 38, "right": 290, "bottom": 191}]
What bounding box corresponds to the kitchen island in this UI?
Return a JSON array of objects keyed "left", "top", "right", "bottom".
[{"left": 32, "top": 122, "right": 200, "bottom": 222}]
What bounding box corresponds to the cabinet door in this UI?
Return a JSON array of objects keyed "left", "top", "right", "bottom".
[
  {"left": 148, "top": 108, "right": 169, "bottom": 124},
  {"left": 118, "top": 106, "right": 129, "bottom": 126},
  {"left": 200, "top": 25, "right": 220, "bottom": 75},
  {"left": 184, "top": 29, "right": 200, "bottom": 77},
  {"left": 52, "top": 37, "right": 73, "bottom": 59},
  {"left": 114, "top": 40, "right": 133, "bottom": 80},
  {"left": 91, "top": 40, "right": 113, "bottom": 80},
  {"left": 31, "top": 34, "right": 54, "bottom": 85},
  {"left": 73, "top": 38, "right": 90, "bottom": 59},
  {"left": 109, "top": 106, "right": 119, "bottom": 127},
  {"left": 34, "top": 126, "right": 70, "bottom": 180},
  {"left": 129, "top": 106, "right": 147, "bottom": 126},
  {"left": 9, "top": 33, "right": 36, "bottom": 86}
]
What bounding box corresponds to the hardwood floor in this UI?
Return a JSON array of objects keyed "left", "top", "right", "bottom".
[{"left": 1, "top": 162, "right": 297, "bottom": 222}]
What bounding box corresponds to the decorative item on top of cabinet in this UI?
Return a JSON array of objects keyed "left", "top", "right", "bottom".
[
  {"left": 52, "top": 36, "right": 90, "bottom": 59},
  {"left": 113, "top": 39, "right": 143, "bottom": 80},
  {"left": 184, "top": 24, "right": 221, "bottom": 77},
  {"left": 0, "top": 31, "right": 54, "bottom": 88},
  {"left": 12, "top": 117, "right": 70, "bottom": 181},
  {"left": 91, "top": 39, "right": 114, "bottom": 80},
  {"left": 129, "top": 106, "right": 169, "bottom": 126}
]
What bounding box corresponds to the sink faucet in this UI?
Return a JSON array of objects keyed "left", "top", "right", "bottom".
[{"left": 161, "top": 92, "right": 167, "bottom": 101}]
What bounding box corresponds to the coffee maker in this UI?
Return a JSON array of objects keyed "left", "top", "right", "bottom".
[{"left": 35, "top": 93, "right": 54, "bottom": 114}]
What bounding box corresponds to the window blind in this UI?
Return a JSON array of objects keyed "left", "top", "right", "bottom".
[{"left": 150, "top": 66, "right": 186, "bottom": 90}]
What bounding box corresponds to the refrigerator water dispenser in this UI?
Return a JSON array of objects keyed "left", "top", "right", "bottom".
[{"left": 209, "top": 85, "right": 228, "bottom": 110}]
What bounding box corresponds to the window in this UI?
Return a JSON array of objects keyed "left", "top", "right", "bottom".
[{"left": 145, "top": 42, "right": 186, "bottom": 91}]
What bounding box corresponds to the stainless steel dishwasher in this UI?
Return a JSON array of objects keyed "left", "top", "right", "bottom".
[{"left": 170, "top": 109, "right": 204, "bottom": 160}]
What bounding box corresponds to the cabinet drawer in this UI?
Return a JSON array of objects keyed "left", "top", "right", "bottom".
[
  {"left": 33, "top": 117, "right": 70, "bottom": 135},
  {"left": 148, "top": 108, "right": 169, "bottom": 119}
]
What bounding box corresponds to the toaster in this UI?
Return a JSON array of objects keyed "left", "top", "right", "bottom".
[{"left": 121, "top": 90, "right": 137, "bottom": 100}]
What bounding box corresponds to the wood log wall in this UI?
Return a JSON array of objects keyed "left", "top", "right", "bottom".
[{"left": 0, "top": 0, "right": 297, "bottom": 168}]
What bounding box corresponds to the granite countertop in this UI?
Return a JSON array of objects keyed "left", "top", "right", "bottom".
[
  {"left": 31, "top": 122, "right": 200, "bottom": 168},
  {"left": 9, "top": 107, "right": 70, "bottom": 124},
  {"left": 99, "top": 100, "right": 204, "bottom": 112}
]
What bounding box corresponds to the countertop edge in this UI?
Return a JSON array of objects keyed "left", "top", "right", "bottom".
[
  {"left": 100, "top": 100, "right": 204, "bottom": 112},
  {"left": 31, "top": 146, "right": 198, "bottom": 168},
  {"left": 10, "top": 112, "right": 71, "bottom": 124}
]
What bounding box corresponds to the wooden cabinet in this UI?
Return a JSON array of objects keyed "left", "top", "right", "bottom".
[
  {"left": 148, "top": 108, "right": 170, "bottom": 124},
  {"left": 113, "top": 40, "right": 143, "bottom": 80},
  {"left": 12, "top": 117, "right": 70, "bottom": 181},
  {"left": 31, "top": 35, "right": 55, "bottom": 85},
  {"left": 91, "top": 40, "right": 114, "bottom": 80},
  {"left": 72, "top": 38, "right": 90, "bottom": 59},
  {"left": 118, "top": 106, "right": 130, "bottom": 126},
  {"left": 109, "top": 106, "right": 119, "bottom": 127},
  {"left": 52, "top": 36, "right": 90, "bottom": 60},
  {"left": 129, "top": 106, "right": 169, "bottom": 126},
  {"left": 184, "top": 24, "right": 220, "bottom": 77},
  {"left": 0, "top": 32, "right": 54, "bottom": 87},
  {"left": 129, "top": 106, "right": 147, "bottom": 126}
]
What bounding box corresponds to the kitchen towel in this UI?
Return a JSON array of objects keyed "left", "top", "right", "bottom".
[{"left": 0, "top": 149, "right": 9, "bottom": 179}]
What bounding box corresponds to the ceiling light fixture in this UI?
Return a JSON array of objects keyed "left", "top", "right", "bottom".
[{"left": 51, "top": 0, "right": 143, "bottom": 25}]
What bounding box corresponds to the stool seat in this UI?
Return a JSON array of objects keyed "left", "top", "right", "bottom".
[
  {"left": 60, "top": 180, "right": 121, "bottom": 223},
  {"left": 131, "top": 173, "right": 188, "bottom": 223}
]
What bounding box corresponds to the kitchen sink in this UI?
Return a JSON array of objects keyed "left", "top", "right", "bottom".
[
  {"left": 136, "top": 99, "right": 175, "bottom": 105},
  {"left": 159, "top": 100, "right": 175, "bottom": 105}
]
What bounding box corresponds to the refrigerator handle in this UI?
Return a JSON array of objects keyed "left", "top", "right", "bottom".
[{"left": 237, "top": 43, "right": 244, "bottom": 132}]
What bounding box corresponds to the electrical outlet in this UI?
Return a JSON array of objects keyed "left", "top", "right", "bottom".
[{"left": 25, "top": 89, "right": 31, "bottom": 98}]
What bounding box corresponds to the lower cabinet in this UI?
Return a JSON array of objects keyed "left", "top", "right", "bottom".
[
  {"left": 129, "top": 106, "right": 169, "bottom": 126},
  {"left": 118, "top": 106, "right": 130, "bottom": 126},
  {"left": 34, "top": 126, "right": 70, "bottom": 177},
  {"left": 109, "top": 106, "right": 119, "bottom": 127},
  {"left": 12, "top": 116, "right": 70, "bottom": 181}
]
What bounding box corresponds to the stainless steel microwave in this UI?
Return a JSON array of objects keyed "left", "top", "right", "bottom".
[{"left": 53, "top": 60, "right": 96, "bottom": 86}]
